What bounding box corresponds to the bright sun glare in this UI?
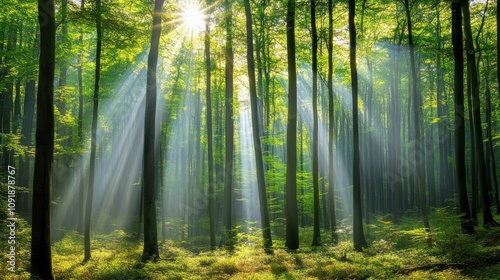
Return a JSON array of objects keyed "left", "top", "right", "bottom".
[{"left": 179, "top": 0, "right": 205, "bottom": 35}]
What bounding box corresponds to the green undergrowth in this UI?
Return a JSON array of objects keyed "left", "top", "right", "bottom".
[{"left": 1, "top": 210, "right": 500, "bottom": 279}]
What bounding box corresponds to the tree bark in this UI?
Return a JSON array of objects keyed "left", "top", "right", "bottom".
[
  {"left": 461, "top": 0, "right": 499, "bottom": 226},
  {"left": 243, "top": 0, "right": 273, "bottom": 253},
  {"left": 310, "top": 0, "right": 321, "bottom": 247},
  {"left": 142, "top": 0, "right": 163, "bottom": 261},
  {"left": 451, "top": 1, "right": 474, "bottom": 234},
  {"left": 350, "top": 0, "right": 367, "bottom": 252},
  {"left": 77, "top": 0, "right": 85, "bottom": 234},
  {"left": 223, "top": 0, "right": 235, "bottom": 249},
  {"left": 1, "top": 25, "right": 16, "bottom": 169},
  {"left": 404, "top": 0, "right": 430, "bottom": 231},
  {"left": 485, "top": 86, "right": 499, "bottom": 215},
  {"left": 285, "top": 0, "right": 299, "bottom": 250},
  {"left": 31, "top": 0, "right": 55, "bottom": 278},
  {"left": 327, "top": 0, "right": 338, "bottom": 244},
  {"left": 204, "top": 1, "right": 216, "bottom": 250},
  {"left": 84, "top": 0, "right": 103, "bottom": 262}
]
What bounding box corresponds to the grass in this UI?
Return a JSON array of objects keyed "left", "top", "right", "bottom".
[{"left": 1, "top": 210, "right": 500, "bottom": 279}]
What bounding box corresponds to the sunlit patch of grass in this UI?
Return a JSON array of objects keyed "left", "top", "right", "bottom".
[
  {"left": 0, "top": 219, "right": 31, "bottom": 278},
  {"left": 407, "top": 269, "right": 472, "bottom": 280},
  {"left": 3, "top": 212, "right": 500, "bottom": 279},
  {"left": 52, "top": 230, "right": 145, "bottom": 279},
  {"left": 209, "top": 258, "right": 239, "bottom": 276}
]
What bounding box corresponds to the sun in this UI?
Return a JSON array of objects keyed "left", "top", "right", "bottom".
[{"left": 178, "top": 0, "right": 205, "bottom": 35}]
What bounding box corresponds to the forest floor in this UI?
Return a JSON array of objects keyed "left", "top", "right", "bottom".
[{"left": 2, "top": 210, "right": 500, "bottom": 279}]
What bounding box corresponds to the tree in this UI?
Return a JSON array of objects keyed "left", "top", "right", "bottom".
[
  {"left": 204, "top": 0, "right": 216, "bottom": 250},
  {"left": 497, "top": 0, "right": 500, "bottom": 101},
  {"left": 451, "top": 0, "right": 474, "bottom": 234},
  {"left": 310, "top": 0, "right": 321, "bottom": 247},
  {"left": 243, "top": 0, "right": 273, "bottom": 253},
  {"left": 327, "top": 0, "right": 338, "bottom": 244},
  {"left": 404, "top": 0, "right": 430, "bottom": 231},
  {"left": 285, "top": 0, "right": 299, "bottom": 250},
  {"left": 77, "top": 0, "right": 85, "bottom": 234},
  {"left": 31, "top": 0, "right": 55, "bottom": 278},
  {"left": 19, "top": 37, "right": 38, "bottom": 213},
  {"left": 84, "top": 0, "right": 103, "bottom": 262},
  {"left": 142, "top": 0, "right": 164, "bottom": 261},
  {"left": 349, "top": 0, "right": 367, "bottom": 252},
  {"left": 223, "top": 0, "right": 235, "bottom": 249},
  {"left": 461, "top": 0, "right": 499, "bottom": 227},
  {"left": 389, "top": 14, "right": 404, "bottom": 222},
  {"left": 1, "top": 25, "right": 16, "bottom": 169}
]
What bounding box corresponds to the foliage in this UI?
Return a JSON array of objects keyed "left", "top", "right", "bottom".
[{"left": 2, "top": 213, "right": 500, "bottom": 279}]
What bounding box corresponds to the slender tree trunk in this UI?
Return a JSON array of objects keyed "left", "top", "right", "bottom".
[
  {"left": 300, "top": 118, "right": 305, "bottom": 228},
  {"left": 309, "top": 0, "right": 321, "bottom": 247},
  {"left": 204, "top": 2, "right": 216, "bottom": 250},
  {"left": 390, "top": 23, "right": 404, "bottom": 221},
  {"left": 0, "top": 22, "right": 4, "bottom": 136},
  {"left": 452, "top": 2, "right": 474, "bottom": 234},
  {"left": 19, "top": 78, "right": 36, "bottom": 213},
  {"left": 350, "top": 0, "right": 367, "bottom": 252},
  {"left": 467, "top": 63, "right": 478, "bottom": 222},
  {"left": 77, "top": 0, "right": 85, "bottom": 234},
  {"left": 494, "top": 1, "right": 500, "bottom": 214},
  {"left": 285, "top": 0, "right": 299, "bottom": 250},
  {"left": 142, "top": 0, "right": 163, "bottom": 261},
  {"left": 485, "top": 86, "right": 499, "bottom": 214},
  {"left": 159, "top": 124, "right": 167, "bottom": 241},
  {"left": 497, "top": 0, "right": 500, "bottom": 101},
  {"left": 1, "top": 26, "right": 16, "bottom": 169},
  {"left": 84, "top": 0, "right": 103, "bottom": 262},
  {"left": 19, "top": 29, "right": 38, "bottom": 202},
  {"left": 223, "top": 0, "right": 235, "bottom": 249},
  {"left": 327, "top": 0, "right": 338, "bottom": 243},
  {"left": 243, "top": 0, "right": 273, "bottom": 253},
  {"left": 12, "top": 78, "right": 21, "bottom": 135},
  {"left": 31, "top": 0, "right": 55, "bottom": 278},
  {"left": 461, "top": 0, "right": 499, "bottom": 226},
  {"left": 404, "top": 0, "right": 430, "bottom": 231}
]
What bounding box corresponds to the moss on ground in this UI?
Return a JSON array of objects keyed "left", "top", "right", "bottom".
[{"left": 1, "top": 211, "right": 500, "bottom": 279}]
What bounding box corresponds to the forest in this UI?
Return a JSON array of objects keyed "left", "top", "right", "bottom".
[{"left": 1, "top": 0, "right": 500, "bottom": 279}]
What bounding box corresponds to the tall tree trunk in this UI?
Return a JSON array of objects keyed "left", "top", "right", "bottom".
[
  {"left": 285, "top": 0, "right": 299, "bottom": 250},
  {"left": 390, "top": 22, "right": 404, "bottom": 222},
  {"left": 350, "top": 0, "right": 367, "bottom": 252},
  {"left": 495, "top": 1, "right": 500, "bottom": 213},
  {"left": 461, "top": 0, "right": 499, "bottom": 226},
  {"left": 1, "top": 26, "right": 16, "bottom": 169},
  {"left": 142, "top": 0, "right": 163, "bottom": 261},
  {"left": 485, "top": 86, "right": 499, "bottom": 214},
  {"left": 310, "top": 0, "right": 321, "bottom": 247},
  {"left": 497, "top": 0, "right": 500, "bottom": 101},
  {"left": 223, "top": 0, "right": 235, "bottom": 249},
  {"left": 53, "top": 0, "right": 69, "bottom": 222},
  {"left": 31, "top": 0, "right": 55, "bottom": 278},
  {"left": 84, "top": 0, "right": 103, "bottom": 262},
  {"left": 299, "top": 118, "right": 305, "bottom": 228},
  {"left": 243, "top": 0, "right": 273, "bottom": 253},
  {"left": 19, "top": 78, "right": 36, "bottom": 213},
  {"left": 19, "top": 27, "right": 38, "bottom": 198},
  {"left": 13, "top": 79, "right": 21, "bottom": 134},
  {"left": 452, "top": 2, "right": 474, "bottom": 234},
  {"left": 77, "top": 0, "right": 85, "bottom": 234},
  {"left": 204, "top": 1, "right": 216, "bottom": 250},
  {"left": 404, "top": 0, "right": 430, "bottom": 231},
  {"left": 57, "top": 0, "right": 68, "bottom": 116},
  {"left": 327, "top": 0, "right": 338, "bottom": 243},
  {"left": 0, "top": 22, "right": 4, "bottom": 134},
  {"left": 436, "top": 7, "right": 448, "bottom": 206}
]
